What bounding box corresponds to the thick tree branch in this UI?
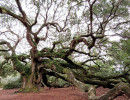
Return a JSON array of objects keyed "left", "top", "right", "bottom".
[
  {"left": 0, "top": 40, "right": 14, "bottom": 53},
  {"left": 0, "top": 7, "right": 30, "bottom": 27},
  {"left": 15, "top": 0, "right": 27, "bottom": 19},
  {"left": 0, "top": 7, "right": 23, "bottom": 21}
]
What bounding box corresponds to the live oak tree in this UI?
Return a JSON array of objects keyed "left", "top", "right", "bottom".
[{"left": 0, "top": 0, "right": 130, "bottom": 99}]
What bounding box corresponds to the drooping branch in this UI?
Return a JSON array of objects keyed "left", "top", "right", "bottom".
[
  {"left": 42, "top": 68, "right": 69, "bottom": 82},
  {"left": 11, "top": 54, "right": 30, "bottom": 75},
  {"left": 72, "top": 49, "right": 97, "bottom": 57},
  {"left": 0, "top": 49, "right": 10, "bottom": 52},
  {"left": 0, "top": 6, "right": 31, "bottom": 27},
  {"left": 0, "top": 7, "right": 23, "bottom": 22},
  {"left": 0, "top": 40, "right": 14, "bottom": 53},
  {"left": 64, "top": 57, "right": 87, "bottom": 75},
  {"left": 96, "top": 82, "right": 130, "bottom": 100},
  {"left": 64, "top": 69, "right": 90, "bottom": 92},
  {"left": 86, "top": 72, "right": 130, "bottom": 81},
  {"left": 0, "top": 41, "right": 30, "bottom": 75},
  {"left": 81, "top": 57, "right": 101, "bottom": 65},
  {"left": 60, "top": 69, "right": 130, "bottom": 100}
]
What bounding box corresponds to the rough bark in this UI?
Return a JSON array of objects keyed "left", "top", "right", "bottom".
[
  {"left": 64, "top": 69, "right": 130, "bottom": 100},
  {"left": 96, "top": 82, "right": 130, "bottom": 100},
  {"left": 19, "top": 72, "right": 43, "bottom": 93}
]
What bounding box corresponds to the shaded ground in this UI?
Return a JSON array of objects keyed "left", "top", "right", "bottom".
[{"left": 0, "top": 87, "right": 129, "bottom": 100}]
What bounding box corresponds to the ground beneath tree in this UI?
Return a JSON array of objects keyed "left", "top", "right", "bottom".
[{"left": 0, "top": 87, "right": 128, "bottom": 100}]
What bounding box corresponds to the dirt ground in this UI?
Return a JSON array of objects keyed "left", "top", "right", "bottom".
[{"left": 0, "top": 87, "right": 129, "bottom": 100}]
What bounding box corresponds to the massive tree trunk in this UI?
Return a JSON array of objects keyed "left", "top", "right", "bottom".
[
  {"left": 12, "top": 54, "right": 43, "bottom": 92},
  {"left": 28, "top": 59, "right": 35, "bottom": 87},
  {"left": 19, "top": 71, "right": 43, "bottom": 92}
]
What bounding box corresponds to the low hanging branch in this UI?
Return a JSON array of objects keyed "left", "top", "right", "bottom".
[
  {"left": 0, "top": 7, "right": 23, "bottom": 22},
  {"left": 95, "top": 82, "right": 130, "bottom": 100},
  {"left": 64, "top": 69, "right": 130, "bottom": 100},
  {"left": 0, "top": 40, "right": 14, "bottom": 53},
  {"left": 0, "top": 49, "right": 10, "bottom": 52}
]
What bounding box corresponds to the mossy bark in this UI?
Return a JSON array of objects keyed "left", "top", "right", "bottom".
[
  {"left": 11, "top": 55, "right": 43, "bottom": 92},
  {"left": 19, "top": 73, "right": 43, "bottom": 93},
  {"left": 86, "top": 83, "right": 130, "bottom": 100},
  {"left": 64, "top": 69, "right": 130, "bottom": 100},
  {"left": 96, "top": 82, "right": 130, "bottom": 100}
]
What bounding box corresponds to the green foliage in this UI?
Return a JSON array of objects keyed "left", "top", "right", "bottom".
[
  {"left": 0, "top": 48, "right": 16, "bottom": 77},
  {"left": 0, "top": 83, "right": 4, "bottom": 88},
  {"left": 12, "top": 54, "right": 31, "bottom": 76},
  {"left": 48, "top": 76, "right": 69, "bottom": 87},
  {"left": 109, "top": 39, "right": 130, "bottom": 66},
  {"left": 48, "top": 60, "right": 64, "bottom": 73},
  {"left": 37, "top": 50, "right": 66, "bottom": 58},
  {"left": 106, "top": 38, "right": 130, "bottom": 79},
  {"left": 85, "top": 59, "right": 121, "bottom": 77},
  {"left": 93, "top": 0, "right": 129, "bottom": 18},
  {"left": 42, "top": 59, "right": 75, "bottom": 73},
  {"left": 3, "top": 78, "right": 22, "bottom": 89},
  {"left": 19, "top": 87, "right": 38, "bottom": 93},
  {"left": 0, "top": 63, "right": 16, "bottom": 78}
]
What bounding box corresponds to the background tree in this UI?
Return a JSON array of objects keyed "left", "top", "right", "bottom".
[{"left": 108, "top": 32, "right": 130, "bottom": 83}]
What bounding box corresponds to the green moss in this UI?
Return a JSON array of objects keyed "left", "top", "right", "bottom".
[
  {"left": 74, "top": 37, "right": 80, "bottom": 40},
  {"left": 40, "top": 59, "right": 76, "bottom": 74},
  {"left": 63, "top": 68, "right": 69, "bottom": 74},
  {"left": 0, "top": 7, "right": 7, "bottom": 14},
  {"left": 19, "top": 87, "right": 38, "bottom": 93},
  {"left": 36, "top": 51, "right": 41, "bottom": 56},
  {"left": 53, "top": 41, "right": 62, "bottom": 44},
  {"left": 36, "top": 49, "right": 66, "bottom": 58},
  {"left": 11, "top": 54, "right": 31, "bottom": 76},
  {"left": 42, "top": 59, "right": 64, "bottom": 73}
]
